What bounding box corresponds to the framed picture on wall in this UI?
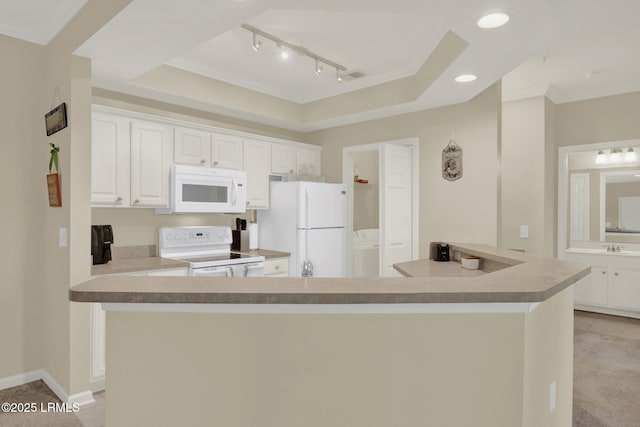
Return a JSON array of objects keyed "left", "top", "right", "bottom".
[{"left": 45, "top": 102, "right": 68, "bottom": 136}]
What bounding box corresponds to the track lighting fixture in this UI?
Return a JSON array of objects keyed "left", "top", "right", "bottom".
[
  {"left": 242, "top": 23, "right": 347, "bottom": 82},
  {"left": 252, "top": 32, "right": 261, "bottom": 51},
  {"left": 625, "top": 148, "right": 637, "bottom": 162},
  {"left": 595, "top": 150, "right": 606, "bottom": 165}
]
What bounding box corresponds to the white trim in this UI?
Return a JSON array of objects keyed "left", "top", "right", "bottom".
[
  {"left": 575, "top": 303, "right": 640, "bottom": 320},
  {"left": 92, "top": 104, "right": 319, "bottom": 151},
  {"left": 0, "top": 369, "right": 95, "bottom": 407},
  {"left": 557, "top": 139, "right": 640, "bottom": 258},
  {"left": 102, "top": 302, "right": 540, "bottom": 314},
  {"left": 342, "top": 138, "right": 419, "bottom": 277}
]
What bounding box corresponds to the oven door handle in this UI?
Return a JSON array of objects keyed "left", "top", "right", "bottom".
[
  {"left": 243, "top": 262, "right": 265, "bottom": 277},
  {"left": 191, "top": 266, "right": 233, "bottom": 277}
]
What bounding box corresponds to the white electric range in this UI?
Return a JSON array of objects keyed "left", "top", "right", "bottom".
[{"left": 159, "top": 226, "right": 265, "bottom": 277}]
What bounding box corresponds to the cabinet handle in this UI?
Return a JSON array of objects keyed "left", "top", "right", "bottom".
[
  {"left": 246, "top": 201, "right": 250, "bottom": 206},
  {"left": 115, "top": 196, "right": 123, "bottom": 203},
  {"left": 200, "top": 159, "right": 206, "bottom": 164},
  {"left": 290, "top": 169, "right": 294, "bottom": 173},
  {"left": 275, "top": 265, "right": 280, "bottom": 270},
  {"left": 602, "top": 271, "right": 606, "bottom": 274},
  {"left": 133, "top": 199, "right": 140, "bottom": 204},
  {"left": 615, "top": 272, "right": 619, "bottom": 276},
  {"left": 213, "top": 161, "right": 219, "bottom": 166}
]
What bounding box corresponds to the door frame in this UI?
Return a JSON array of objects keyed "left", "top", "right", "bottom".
[{"left": 342, "top": 138, "right": 419, "bottom": 276}]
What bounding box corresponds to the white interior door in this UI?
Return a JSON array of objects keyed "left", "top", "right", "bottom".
[
  {"left": 569, "top": 173, "right": 590, "bottom": 241},
  {"left": 381, "top": 143, "right": 413, "bottom": 277}
]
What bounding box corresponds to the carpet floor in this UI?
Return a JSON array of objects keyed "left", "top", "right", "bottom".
[
  {"left": 0, "top": 380, "right": 84, "bottom": 427},
  {"left": 573, "top": 311, "right": 640, "bottom": 427}
]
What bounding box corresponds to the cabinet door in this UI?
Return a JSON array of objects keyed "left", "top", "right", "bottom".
[
  {"left": 212, "top": 133, "right": 243, "bottom": 170},
  {"left": 91, "top": 113, "right": 130, "bottom": 206},
  {"left": 271, "top": 144, "right": 297, "bottom": 174},
  {"left": 297, "top": 147, "right": 321, "bottom": 175},
  {"left": 243, "top": 139, "right": 271, "bottom": 209},
  {"left": 174, "top": 126, "right": 211, "bottom": 166},
  {"left": 130, "top": 120, "right": 173, "bottom": 207},
  {"left": 610, "top": 269, "right": 640, "bottom": 311},
  {"left": 574, "top": 267, "right": 608, "bottom": 306},
  {"left": 264, "top": 257, "right": 289, "bottom": 277}
]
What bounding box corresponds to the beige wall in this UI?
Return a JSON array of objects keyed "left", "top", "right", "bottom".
[
  {"left": 501, "top": 96, "right": 557, "bottom": 257},
  {"left": 556, "top": 91, "right": 640, "bottom": 147},
  {"left": 105, "top": 288, "right": 573, "bottom": 426},
  {"left": 307, "top": 84, "right": 501, "bottom": 257},
  {"left": 352, "top": 151, "right": 379, "bottom": 231},
  {"left": 0, "top": 35, "right": 45, "bottom": 379}
]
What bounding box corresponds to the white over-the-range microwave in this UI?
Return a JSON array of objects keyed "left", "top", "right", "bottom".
[{"left": 156, "top": 164, "right": 247, "bottom": 214}]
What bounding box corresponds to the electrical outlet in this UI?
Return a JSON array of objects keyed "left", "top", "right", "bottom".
[
  {"left": 549, "top": 381, "right": 556, "bottom": 412},
  {"left": 520, "top": 225, "right": 529, "bottom": 239},
  {"left": 59, "top": 227, "right": 68, "bottom": 248}
]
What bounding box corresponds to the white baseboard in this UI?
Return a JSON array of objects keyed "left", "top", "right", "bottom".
[{"left": 0, "top": 369, "right": 95, "bottom": 407}]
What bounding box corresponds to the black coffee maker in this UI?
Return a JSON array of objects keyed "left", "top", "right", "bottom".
[{"left": 91, "top": 225, "right": 114, "bottom": 265}]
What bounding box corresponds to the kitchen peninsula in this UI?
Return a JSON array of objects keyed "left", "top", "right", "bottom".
[{"left": 70, "top": 244, "right": 589, "bottom": 427}]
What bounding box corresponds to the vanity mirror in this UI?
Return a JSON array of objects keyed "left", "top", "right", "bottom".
[{"left": 558, "top": 139, "right": 640, "bottom": 254}]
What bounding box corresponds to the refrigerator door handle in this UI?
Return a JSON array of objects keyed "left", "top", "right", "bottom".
[{"left": 301, "top": 189, "right": 314, "bottom": 278}]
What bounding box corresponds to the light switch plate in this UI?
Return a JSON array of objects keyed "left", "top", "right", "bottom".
[
  {"left": 59, "top": 227, "right": 68, "bottom": 247},
  {"left": 520, "top": 225, "right": 529, "bottom": 239}
]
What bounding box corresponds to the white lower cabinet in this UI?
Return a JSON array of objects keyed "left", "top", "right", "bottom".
[
  {"left": 264, "top": 257, "right": 289, "bottom": 277},
  {"left": 566, "top": 252, "right": 640, "bottom": 318},
  {"left": 90, "top": 267, "right": 188, "bottom": 391}
]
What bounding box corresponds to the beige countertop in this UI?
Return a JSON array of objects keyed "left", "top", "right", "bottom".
[
  {"left": 73, "top": 244, "right": 590, "bottom": 305},
  {"left": 91, "top": 248, "right": 290, "bottom": 276}
]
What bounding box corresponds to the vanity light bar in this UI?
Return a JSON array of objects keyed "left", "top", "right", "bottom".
[{"left": 595, "top": 148, "right": 638, "bottom": 164}]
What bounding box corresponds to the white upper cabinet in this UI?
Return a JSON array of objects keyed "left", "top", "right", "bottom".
[
  {"left": 271, "top": 143, "right": 297, "bottom": 174},
  {"left": 243, "top": 138, "right": 271, "bottom": 209},
  {"left": 130, "top": 120, "right": 173, "bottom": 208},
  {"left": 212, "top": 133, "right": 243, "bottom": 170},
  {"left": 297, "top": 147, "right": 321, "bottom": 175},
  {"left": 91, "top": 112, "right": 130, "bottom": 206},
  {"left": 174, "top": 126, "right": 211, "bottom": 166}
]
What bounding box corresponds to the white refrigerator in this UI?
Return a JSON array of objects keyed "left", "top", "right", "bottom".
[{"left": 257, "top": 181, "right": 348, "bottom": 277}]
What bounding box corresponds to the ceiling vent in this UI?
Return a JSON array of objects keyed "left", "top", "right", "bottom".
[{"left": 341, "top": 70, "right": 365, "bottom": 81}]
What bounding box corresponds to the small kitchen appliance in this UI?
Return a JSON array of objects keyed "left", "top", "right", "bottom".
[
  {"left": 156, "top": 165, "right": 247, "bottom": 215},
  {"left": 159, "top": 226, "right": 264, "bottom": 277},
  {"left": 91, "top": 225, "right": 114, "bottom": 265},
  {"left": 430, "top": 242, "right": 450, "bottom": 262}
]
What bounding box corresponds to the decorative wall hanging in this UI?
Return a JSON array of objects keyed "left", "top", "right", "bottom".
[
  {"left": 47, "top": 143, "right": 62, "bottom": 207},
  {"left": 442, "top": 135, "right": 463, "bottom": 181},
  {"left": 45, "top": 102, "right": 67, "bottom": 136}
]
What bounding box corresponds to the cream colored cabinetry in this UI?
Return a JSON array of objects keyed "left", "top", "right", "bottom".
[
  {"left": 297, "top": 147, "right": 321, "bottom": 175},
  {"left": 264, "top": 257, "right": 289, "bottom": 277},
  {"left": 173, "top": 126, "right": 211, "bottom": 166},
  {"left": 130, "top": 120, "right": 173, "bottom": 207},
  {"left": 566, "top": 252, "right": 640, "bottom": 318},
  {"left": 271, "top": 144, "right": 297, "bottom": 174},
  {"left": 212, "top": 133, "right": 243, "bottom": 170},
  {"left": 90, "top": 267, "right": 188, "bottom": 391},
  {"left": 243, "top": 138, "right": 271, "bottom": 209},
  {"left": 91, "top": 114, "right": 172, "bottom": 208},
  {"left": 173, "top": 126, "right": 243, "bottom": 171},
  {"left": 91, "top": 112, "right": 130, "bottom": 206}
]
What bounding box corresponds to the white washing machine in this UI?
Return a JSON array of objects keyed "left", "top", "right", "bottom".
[{"left": 352, "top": 229, "right": 379, "bottom": 277}]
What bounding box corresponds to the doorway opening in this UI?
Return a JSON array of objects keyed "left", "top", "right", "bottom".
[{"left": 343, "top": 138, "right": 419, "bottom": 277}]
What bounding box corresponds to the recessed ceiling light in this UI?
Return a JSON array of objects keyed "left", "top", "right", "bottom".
[
  {"left": 455, "top": 74, "right": 477, "bottom": 83},
  {"left": 477, "top": 13, "right": 510, "bottom": 29}
]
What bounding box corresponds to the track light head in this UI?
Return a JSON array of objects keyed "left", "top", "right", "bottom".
[
  {"left": 315, "top": 59, "right": 323, "bottom": 76},
  {"left": 252, "top": 32, "right": 261, "bottom": 51}
]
